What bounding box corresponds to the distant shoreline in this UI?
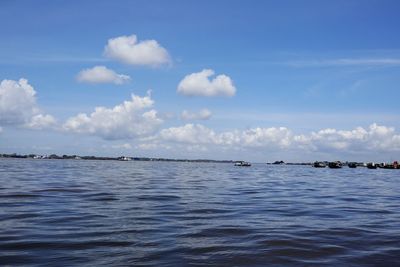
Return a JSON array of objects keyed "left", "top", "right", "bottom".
[
  {"left": 0, "top": 153, "right": 235, "bottom": 164},
  {"left": 1, "top": 153, "right": 398, "bottom": 167}
]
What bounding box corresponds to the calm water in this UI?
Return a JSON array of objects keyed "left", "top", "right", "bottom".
[{"left": 0, "top": 159, "right": 400, "bottom": 266}]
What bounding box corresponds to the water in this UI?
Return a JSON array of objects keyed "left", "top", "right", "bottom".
[{"left": 0, "top": 159, "right": 399, "bottom": 266}]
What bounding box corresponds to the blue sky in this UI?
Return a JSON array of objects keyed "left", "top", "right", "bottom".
[{"left": 1, "top": 0, "right": 400, "bottom": 162}]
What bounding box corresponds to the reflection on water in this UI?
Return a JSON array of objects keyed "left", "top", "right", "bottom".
[{"left": 1, "top": 159, "right": 399, "bottom": 266}]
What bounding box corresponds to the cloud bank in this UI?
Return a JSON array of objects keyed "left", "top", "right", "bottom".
[
  {"left": 76, "top": 66, "right": 131, "bottom": 84},
  {"left": 2, "top": 79, "right": 399, "bottom": 160},
  {"left": 157, "top": 123, "right": 400, "bottom": 154},
  {"left": 104, "top": 34, "right": 170, "bottom": 67},
  {"left": 177, "top": 69, "right": 236, "bottom": 97}
]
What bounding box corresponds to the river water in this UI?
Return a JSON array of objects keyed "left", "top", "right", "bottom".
[{"left": 0, "top": 159, "right": 399, "bottom": 266}]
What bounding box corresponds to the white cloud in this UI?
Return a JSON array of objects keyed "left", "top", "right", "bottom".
[
  {"left": 104, "top": 34, "right": 170, "bottom": 67},
  {"left": 304, "top": 123, "right": 400, "bottom": 152},
  {"left": 0, "top": 78, "right": 55, "bottom": 129},
  {"left": 158, "top": 123, "right": 400, "bottom": 154},
  {"left": 25, "top": 114, "right": 57, "bottom": 130},
  {"left": 181, "top": 109, "right": 212, "bottom": 121},
  {"left": 0, "top": 78, "right": 38, "bottom": 125},
  {"left": 177, "top": 69, "right": 236, "bottom": 97},
  {"left": 238, "top": 127, "right": 292, "bottom": 148},
  {"left": 160, "top": 124, "right": 292, "bottom": 149},
  {"left": 76, "top": 66, "right": 131, "bottom": 84},
  {"left": 160, "top": 124, "right": 218, "bottom": 144},
  {"left": 63, "top": 92, "right": 163, "bottom": 140}
]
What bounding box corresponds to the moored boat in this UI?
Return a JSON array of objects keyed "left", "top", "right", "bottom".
[
  {"left": 119, "top": 156, "right": 132, "bottom": 161},
  {"left": 328, "top": 161, "right": 342, "bottom": 169},
  {"left": 379, "top": 161, "right": 399, "bottom": 169},
  {"left": 313, "top": 161, "right": 326, "bottom": 168},
  {"left": 234, "top": 161, "right": 251, "bottom": 167},
  {"left": 348, "top": 162, "right": 357, "bottom": 168},
  {"left": 367, "top": 162, "right": 377, "bottom": 169}
]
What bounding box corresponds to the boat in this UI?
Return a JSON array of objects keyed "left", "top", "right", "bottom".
[
  {"left": 380, "top": 161, "right": 399, "bottom": 169},
  {"left": 366, "top": 162, "right": 377, "bottom": 169},
  {"left": 234, "top": 161, "right": 251, "bottom": 167},
  {"left": 328, "top": 161, "right": 342, "bottom": 169},
  {"left": 313, "top": 161, "right": 326, "bottom": 168},
  {"left": 119, "top": 156, "right": 132, "bottom": 161},
  {"left": 348, "top": 162, "right": 357, "bottom": 168}
]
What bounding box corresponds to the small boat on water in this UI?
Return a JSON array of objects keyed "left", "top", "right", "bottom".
[
  {"left": 119, "top": 156, "right": 132, "bottom": 161},
  {"left": 313, "top": 161, "right": 326, "bottom": 168},
  {"left": 380, "top": 161, "right": 399, "bottom": 169},
  {"left": 348, "top": 162, "right": 357, "bottom": 168},
  {"left": 367, "top": 162, "right": 377, "bottom": 169},
  {"left": 234, "top": 161, "right": 251, "bottom": 167},
  {"left": 328, "top": 161, "right": 342, "bottom": 169}
]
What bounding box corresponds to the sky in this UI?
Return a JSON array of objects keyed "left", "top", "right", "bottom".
[{"left": 0, "top": 0, "right": 400, "bottom": 162}]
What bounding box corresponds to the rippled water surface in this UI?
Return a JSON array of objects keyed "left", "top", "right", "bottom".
[{"left": 1, "top": 159, "right": 400, "bottom": 266}]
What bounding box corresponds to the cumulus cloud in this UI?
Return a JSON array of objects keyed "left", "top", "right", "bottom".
[
  {"left": 76, "top": 66, "right": 131, "bottom": 84},
  {"left": 63, "top": 92, "right": 163, "bottom": 140},
  {"left": 303, "top": 123, "right": 400, "bottom": 152},
  {"left": 237, "top": 127, "right": 293, "bottom": 148},
  {"left": 104, "top": 34, "right": 170, "bottom": 67},
  {"left": 181, "top": 109, "right": 212, "bottom": 121},
  {"left": 0, "top": 78, "right": 38, "bottom": 125},
  {"left": 160, "top": 124, "right": 292, "bottom": 149},
  {"left": 0, "top": 78, "right": 56, "bottom": 129},
  {"left": 157, "top": 123, "right": 400, "bottom": 153},
  {"left": 177, "top": 69, "right": 236, "bottom": 97},
  {"left": 160, "top": 124, "right": 218, "bottom": 144},
  {"left": 25, "top": 114, "right": 57, "bottom": 130}
]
